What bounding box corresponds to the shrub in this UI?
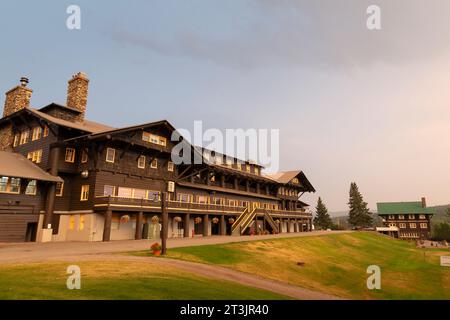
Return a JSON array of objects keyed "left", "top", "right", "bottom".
[{"left": 432, "top": 222, "right": 450, "bottom": 241}]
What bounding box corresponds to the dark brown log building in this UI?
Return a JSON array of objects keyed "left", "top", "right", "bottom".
[{"left": 0, "top": 73, "right": 315, "bottom": 242}]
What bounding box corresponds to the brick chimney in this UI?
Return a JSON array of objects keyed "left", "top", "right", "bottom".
[
  {"left": 421, "top": 197, "right": 427, "bottom": 208},
  {"left": 66, "top": 72, "right": 89, "bottom": 122},
  {"left": 3, "top": 77, "right": 33, "bottom": 117}
]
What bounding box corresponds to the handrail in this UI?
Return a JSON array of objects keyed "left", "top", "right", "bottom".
[
  {"left": 263, "top": 210, "right": 279, "bottom": 233},
  {"left": 239, "top": 208, "right": 257, "bottom": 235},
  {"left": 231, "top": 207, "right": 249, "bottom": 232}
]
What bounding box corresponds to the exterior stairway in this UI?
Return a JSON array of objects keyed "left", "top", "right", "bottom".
[
  {"left": 263, "top": 210, "right": 279, "bottom": 234},
  {"left": 231, "top": 207, "right": 257, "bottom": 235}
]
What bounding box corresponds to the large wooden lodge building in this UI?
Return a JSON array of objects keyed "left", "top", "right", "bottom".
[{"left": 0, "top": 73, "right": 315, "bottom": 243}]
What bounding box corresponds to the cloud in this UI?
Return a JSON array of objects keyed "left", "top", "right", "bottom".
[{"left": 108, "top": 0, "right": 450, "bottom": 69}]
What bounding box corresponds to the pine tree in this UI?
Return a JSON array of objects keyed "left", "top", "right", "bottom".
[
  {"left": 347, "top": 182, "right": 373, "bottom": 228},
  {"left": 314, "top": 197, "right": 333, "bottom": 230}
]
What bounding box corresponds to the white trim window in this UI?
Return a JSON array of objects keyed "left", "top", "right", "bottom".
[
  {"left": 408, "top": 214, "right": 415, "bottom": 219},
  {"left": 105, "top": 148, "right": 115, "bottom": 163},
  {"left": 19, "top": 131, "right": 29, "bottom": 145},
  {"left": 80, "top": 185, "right": 90, "bottom": 201},
  {"left": 25, "top": 180, "right": 37, "bottom": 195},
  {"left": 0, "top": 177, "right": 21, "bottom": 194},
  {"left": 27, "top": 150, "right": 43, "bottom": 164},
  {"left": 398, "top": 215, "right": 405, "bottom": 220},
  {"left": 419, "top": 215, "right": 426, "bottom": 220},
  {"left": 137, "top": 155, "right": 146, "bottom": 169},
  {"left": 399, "top": 223, "right": 406, "bottom": 229},
  {"left": 420, "top": 223, "right": 428, "bottom": 229},
  {"left": 56, "top": 182, "right": 64, "bottom": 197},
  {"left": 167, "top": 161, "right": 174, "bottom": 172},
  {"left": 150, "top": 158, "right": 158, "bottom": 169},
  {"left": 410, "top": 223, "right": 417, "bottom": 229}
]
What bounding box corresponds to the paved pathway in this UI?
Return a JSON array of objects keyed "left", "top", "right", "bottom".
[
  {"left": 0, "top": 230, "right": 350, "bottom": 263},
  {"left": 0, "top": 231, "right": 350, "bottom": 300}
]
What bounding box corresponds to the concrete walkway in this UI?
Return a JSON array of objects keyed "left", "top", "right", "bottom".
[{"left": 0, "top": 230, "right": 349, "bottom": 263}]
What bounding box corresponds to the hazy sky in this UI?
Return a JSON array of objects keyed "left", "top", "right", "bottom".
[{"left": 1, "top": 1, "right": 449, "bottom": 212}]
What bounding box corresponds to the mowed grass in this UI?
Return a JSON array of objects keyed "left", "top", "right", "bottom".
[
  {"left": 0, "top": 260, "right": 287, "bottom": 300},
  {"left": 159, "top": 232, "right": 450, "bottom": 300}
]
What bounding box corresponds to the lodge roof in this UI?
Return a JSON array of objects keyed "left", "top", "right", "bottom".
[
  {"left": 377, "top": 202, "right": 435, "bottom": 215},
  {"left": 264, "top": 170, "right": 316, "bottom": 192},
  {"left": 0, "top": 151, "right": 63, "bottom": 183}
]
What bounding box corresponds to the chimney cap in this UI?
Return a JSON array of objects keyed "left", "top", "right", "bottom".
[
  {"left": 20, "top": 77, "right": 29, "bottom": 87},
  {"left": 71, "top": 72, "right": 89, "bottom": 80}
]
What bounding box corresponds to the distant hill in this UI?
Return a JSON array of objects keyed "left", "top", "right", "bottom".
[{"left": 431, "top": 204, "right": 450, "bottom": 224}]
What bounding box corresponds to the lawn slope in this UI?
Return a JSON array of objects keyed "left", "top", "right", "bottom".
[
  {"left": 164, "top": 232, "right": 449, "bottom": 299},
  {"left": 0, "top": 260, "right": 287, "bottom": 300}
]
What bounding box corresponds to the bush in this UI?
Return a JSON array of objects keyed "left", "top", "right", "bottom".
[{"left": 432, "top": 222, "right": 450, "bottom": 241}]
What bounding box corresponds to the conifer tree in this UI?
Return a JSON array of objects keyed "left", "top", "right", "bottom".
[
  {"left": 347, "top": 182, "right": 373, "bottom": 228},
  {"left": 314, "top": 197, "right": 333, "bottom": 230}
]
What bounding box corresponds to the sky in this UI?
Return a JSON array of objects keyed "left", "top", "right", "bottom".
[{"left": 1, "top": 0, "right": 449, "bottom": 212}]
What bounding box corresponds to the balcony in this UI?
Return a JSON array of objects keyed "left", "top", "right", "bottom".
[{"left": 94, "top": 196, "right": 312, "bottom": 218}]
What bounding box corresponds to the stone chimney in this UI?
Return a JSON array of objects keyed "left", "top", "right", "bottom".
[
  {"left": 66, "top": 72, "right": 89, "bottom": 122},
  {"left": 3, "top": 77, "right": 33, "bottom": 117},
  {"left": 421, "top": 197, "right": 427, "bottom": 208}
]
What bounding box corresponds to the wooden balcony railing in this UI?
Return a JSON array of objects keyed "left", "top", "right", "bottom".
[{"left": 94, "top": 195, "right": 312, "bottom": 218}]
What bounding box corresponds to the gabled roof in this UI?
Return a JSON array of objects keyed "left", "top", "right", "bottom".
[
  {"left": 264, "top": 170, "right": 316, "bottom": 192},
  {"left": 377, "top": 202, "right": 435, "bottom": 215},
  {"left": 38, "top": 102, "right": 82, "bottom": 114},
  {"left": 0, "top": 151, "right": 63, "bottom": 183}
]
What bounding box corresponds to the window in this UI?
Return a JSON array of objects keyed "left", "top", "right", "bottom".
[
  {"left": 388, "top": 215, "right": 395, "bottom": 220},
  {"left": 410, "top": 223, "right": 417, "bottom": 229},
  {"left": 56, "top": 182, "right": 64, "bottom": 197},
  {"left": 419, "top": 215, "right": 426, "bottom": 220},
  {"left": 27, "top": 150, "right": 42, "bottom": 163},
  {"left": 137, "top": 155, "right": 146, "bottom": 169},
  {"left": 19, "top": 131, "right": 29, "bottom": 145},
  {"left": 105, "top": 148, "right": 115, "bottom": 163},
  {"left": 118, "top": 187, "right": 133, "bottom": 198},
  {"left": 292, "top": 177, "right": 299, "bottom": 184},
  {"left": 32, "top": 127, "right": 42, "bottom": 141},
  {"left": 213, "top": 198, "right": 224, "bottom": 205},
  {"left": 103, "top": 185, "right": 115, "bottom": 197},
  {"left": 142, "top": 132, "right": 167, "bottom": 146},
  {"left": 399, "top": 223, "right": 406, "bottom": 229},
  {"left": 420, "top": 223, "right": 428, "bottom": 229},
  {"left": 177, "top": 193, "right": 192, "bottom": 203},
  {"left": 147, "top": 190, "right": 160, "bottom": 201},
  {"left": 79, "top": 215, "right": 85, "bottom": 231},
  {"left": 81, "top": 150, "right": 88, "bottom": 163},
  {"left": 255, "top": 167, "right": 259, "bottom": 175},
  {"left": 228, "top": 200, "right": 238, "bottom": 207},
  {"left": 134, "top": 188, "right": 146, "bottom": 199},
  {"left": 226, "top": 158, "right": 233, "bottom": 168},
  {"left": 246, "top": 165, "right": 251, "bottom": 173},
  {"left": 237, "top": 163, "right": 242, "bottom": 170},
  {"left": 80, "top": 185, "right": 89, "bottom": 201},
  {"left": 398, "top": 215, "right": 405, "bottom": 220},
  {"left": 25, "top": 180, "right": 37, "bottom": 195},
  {"left": 408, "top": 214, "right": 415, "bottom": 219},
  {"left": 69, "top": 216, "right": 76, "bottom": 230},
  {"left": 65, "top": 148, "right": 76, "bottom": 163},
  {"left": 0, "top": 177, "right": 21, "bottom": 194},
  {"left": 167, "top": 161, "right": 174, "bottom": 172},
  {"left": 43, "top": 125, "right": 49, "bottom": 137},
  {"left": 150, "top": 158, "right": 158, "bottom": 169},
  {"left": 13, "top": 134, "right": 19, "bottom": 147},
  {"left": 197, "top": 195, "right": 208, "bottom": 204}
]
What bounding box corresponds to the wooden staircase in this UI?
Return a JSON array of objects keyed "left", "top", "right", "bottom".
[
  {"left": 263, "top": 210, "right": 279, "bottom": 234},
  {"left": 231, "top": 207, "right": 257, "bottom": 235}
]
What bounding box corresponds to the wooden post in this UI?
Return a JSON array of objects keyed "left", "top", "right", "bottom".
[
  {"left": 43, "top": 145, "right": 60, "bottom": 229},
  {"left": 294, "top": 219, "right": 298, "bottom": 232},
  {"left": 103, "top": 208, "right": 112, "bottom": 242},
  {"left": 220, "top": 215, "right": 226, "bottom": 235},
  {"left": 184, "top": 213, "right": 190, "bottom": 238},
  {"left": 135, "top": 211, "right": 143, "bottom": 240},
  {"left": 161, "top": 192, "right": 169, "bottom": 255},
  {"left": 203, "top": 214, "right": 209, "bottom": 236},
  {"left": 286, "top": 218, "right": 290, "bottom": 233}
]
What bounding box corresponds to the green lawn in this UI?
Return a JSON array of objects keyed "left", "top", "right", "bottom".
[
  {"left": 0, "top": 260, "right": 287, "bottom": 300},
  {"left": 145, "top": 232, "right": 450, "bottom": 300}
]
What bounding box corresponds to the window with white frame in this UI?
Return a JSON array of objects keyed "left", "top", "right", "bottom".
[
  {"left": 137, "top": 155, "right": 146, "bottom": 169},
  {"left": 56, "top": 182, "right": 64, "bottom": 196},
  {"left": 80, "top": 185, "right": 89, "bottom": 201},
  {"left": 103, "top": 185, "right": 116, "bottom": 197},
  {"left": 27, "top": 150, "right": 42, "bottom": 163},
  {"left": 0, "top": 177, "right": 21, "bottom": 194},
  {"left": 150, "top": 158, "right": 158, "bottom": 169},
  {"left": 419, "top": 215, "right": 426, "bottom": 220},
  {"left": 167, "top": 161, "right": 174, "bottom": 172},
  {"left": 399, "top": 223, "right": 406, "bottom": 228},
  {"left": 105, "top": 148, "right": 115, "bottom": 163},
  {"left": 19, "top": 131, "right": 29, "bottom": 145},
  {"left": 420, "top": 223, "right": 428, "bottom": 229},
  {"left": 410, "top": 223, "right": 417, "bottom": 229},
  {"left": 25, "top": 180, "right": 37, "bottom": 195},
  {"left": 398, "top": 215, "right": 405, "bottom": 220},
  {"left": 408, "top": 214, "right": 415, "bottom": 219}
]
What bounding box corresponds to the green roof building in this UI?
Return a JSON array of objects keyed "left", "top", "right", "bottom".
[{"left": 376, "top": 197, "right": 434, "bottom": 240}]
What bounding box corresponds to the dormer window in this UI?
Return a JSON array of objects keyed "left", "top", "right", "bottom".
[
  {"left": 142, "top": 132, "right": 167, "bottom": 146},
  {"left": 292, "top": 178, "right": 299, "bottom": 184}
]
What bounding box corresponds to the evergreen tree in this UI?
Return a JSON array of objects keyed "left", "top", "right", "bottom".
[
  {"left": 314, "top": 197, "right": 333, "bottom": 230},
  {"left": 347, "top": 182, "right": 373, "bottom": 228}
]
